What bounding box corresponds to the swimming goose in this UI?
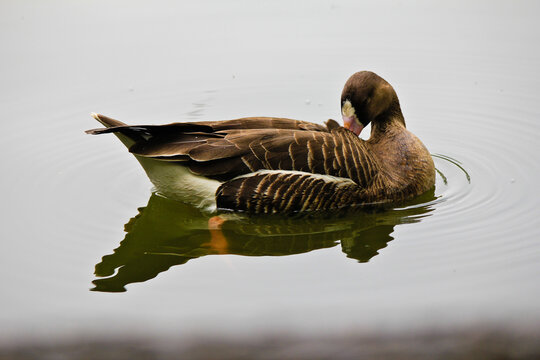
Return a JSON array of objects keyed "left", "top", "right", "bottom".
[{"left": 86, "top": 71, "right": 435, "bottom": 213}]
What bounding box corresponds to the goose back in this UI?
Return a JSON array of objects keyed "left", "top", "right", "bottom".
[{"left": 88, "top": 116, "right": 381, "bottom": 186}]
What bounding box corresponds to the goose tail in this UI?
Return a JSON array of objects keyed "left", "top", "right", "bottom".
[
  {"left": 86, "top": 113, "right": 221, "bottom": 210},
  {"left": 91, "top": 113, "right": 127, "bottom": 128},
  {"left": 86, "top": 113, "right": 136, "bottom": 148}
]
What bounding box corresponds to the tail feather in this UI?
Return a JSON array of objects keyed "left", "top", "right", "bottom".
[
  {"left": 87, "top": 113, "right": 136, "bottom": 148},
  {"left": 91, "top": 113, "right": 127, "bottom": 128}
]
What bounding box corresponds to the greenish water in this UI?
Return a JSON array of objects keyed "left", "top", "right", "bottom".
[
  {"left": 92, "top": 190, "right": 438, "bottom": 293},
  {"left": 1, "top": 0, "right": 540, "bottom": 344}
]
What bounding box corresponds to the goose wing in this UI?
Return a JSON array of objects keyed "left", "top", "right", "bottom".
[{"left": 87, "top": 115, "right": 379, "bottom": 186}]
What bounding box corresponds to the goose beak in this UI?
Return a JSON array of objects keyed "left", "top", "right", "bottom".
[{"left": 342, "top": 116, "right": 364, "bottom": 136}]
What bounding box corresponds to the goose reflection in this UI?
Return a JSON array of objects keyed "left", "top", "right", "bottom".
[{"left": 92, "top": 190, "right": 436, "bottom": 292}]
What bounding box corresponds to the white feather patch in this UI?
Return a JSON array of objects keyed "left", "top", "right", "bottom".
[
  {"left": 135, "top": 156, "right": 220, "bottom": 213},
  {"left": 342, "top": 99, "right": 356, "bottom": 118}
]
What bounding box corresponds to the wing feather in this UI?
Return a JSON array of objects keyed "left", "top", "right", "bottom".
[{"left": 87, "top": 115, "right": 380, "bottom": 185}]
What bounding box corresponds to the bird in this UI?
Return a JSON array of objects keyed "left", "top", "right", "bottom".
[{"left": 86, "top": 71, "right": 435, "bottom": 214}]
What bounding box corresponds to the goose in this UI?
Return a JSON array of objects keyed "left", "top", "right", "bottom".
[{"left": 86, "top": 71, "right": 435, "bottom": 214}]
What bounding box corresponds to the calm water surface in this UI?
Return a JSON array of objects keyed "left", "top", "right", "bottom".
[{"left": 1, "top": 0, "right": 540, "bottom": 342}]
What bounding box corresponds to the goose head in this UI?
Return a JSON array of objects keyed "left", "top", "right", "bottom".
[{"left": 341, "top": 71, "right": 404, "bottom": 136}]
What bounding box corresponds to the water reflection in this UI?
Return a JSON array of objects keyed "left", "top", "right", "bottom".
[{"left": 92, "top": 190, "right": 436, "bottom": 292}]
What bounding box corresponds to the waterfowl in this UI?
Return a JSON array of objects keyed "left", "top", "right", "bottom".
[{"left": 86, "top": 71, "right": 435, "bottom": 214}]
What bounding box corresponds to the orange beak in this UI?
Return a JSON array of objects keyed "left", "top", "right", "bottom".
[{"left": 342, "top": 116, "right": 364, "bottom": 136}]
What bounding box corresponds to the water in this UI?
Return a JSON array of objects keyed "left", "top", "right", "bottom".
[{"left": 1, "top": 0, "right": 540, "bottom": 344}]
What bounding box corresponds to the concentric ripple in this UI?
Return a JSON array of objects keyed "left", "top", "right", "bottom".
[{"left": 403, "top": 95, "right": 540, "bottom": 273}]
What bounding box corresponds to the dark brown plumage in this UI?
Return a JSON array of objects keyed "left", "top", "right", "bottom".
[{"left": 87, "top": 71, "right": 435, "bottom": 213}]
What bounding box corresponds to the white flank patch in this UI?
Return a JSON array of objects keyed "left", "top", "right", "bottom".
[{"left": 135, "top": 156, "right": 220, "bottom": 213}]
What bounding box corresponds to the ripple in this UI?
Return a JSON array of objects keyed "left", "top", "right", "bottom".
[
  {"left": 406, "top": 92, "right": 540, "bottom": 271},
  {"left": 11, "top": 79, "right": 539, "bottom": 274}
]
